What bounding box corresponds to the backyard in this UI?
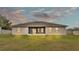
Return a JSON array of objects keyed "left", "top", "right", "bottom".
[{"left": 0, "top": 35, "right": 79, "bottom": 51}]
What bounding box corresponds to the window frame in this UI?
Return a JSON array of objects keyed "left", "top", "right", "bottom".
[{"left": 28, "top": 27, "right": 45, "bottom": 34}]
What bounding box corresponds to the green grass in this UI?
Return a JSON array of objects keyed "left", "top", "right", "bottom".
[{"left": 0, "top": 35, "right": 79, "bottom": 51}]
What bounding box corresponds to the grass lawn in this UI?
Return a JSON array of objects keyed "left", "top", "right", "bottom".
[{"left": 0, "top": 35, "right": 79, "bottom": 51}]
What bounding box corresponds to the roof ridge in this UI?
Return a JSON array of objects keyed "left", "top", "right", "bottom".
[{"left": 12, "top": 21, "right": 67, "bottom": 27}]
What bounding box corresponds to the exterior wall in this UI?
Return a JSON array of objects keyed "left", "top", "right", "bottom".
[
  {"left": 12, "top": 27, "right": 67, "bottom": 35},
  {"left": 73, "top": 31, "right": 79, "bottom": 35},
  {"left": 0, "top": 27, "right": 12, "bottom": 34},
  {"left": 67, "top": 30, "right": 73, "bottom": 35},
  {"left": 12, "top": 27, "right": 28, "bottom": 35},
  {"left": 1, "top": 30, "right": 11, "bottom": 34},
  {"left": 46, "top": 27, "right": 67, "bottom": 35},
  {"left": 0, "top": 27, "right": 1, "bottom": 34}
]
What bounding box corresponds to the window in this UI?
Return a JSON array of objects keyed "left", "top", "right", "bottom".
[
  {"left": 16, "top": 28, "right": 21, "bottom": 35},
  {"left": 56, "top": 28, "right": 59, "bottom": 30},
  {"left": 17, "top": 28, "right": 20, "bottom": 33},
  {"left": 28, "top": 27, "right": 33, "bottom": 34},
  {"left": 55, "top": 28, "right": 59, "bottom": 32},
  {"left": 36, "top": 27, "right": 45, "bottom": 34},
  {"left": 28, "top": 27, "right": 45, "bottom": 34}
]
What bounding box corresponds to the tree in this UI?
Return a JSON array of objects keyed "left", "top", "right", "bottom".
[{"left": 0, "top": 15, "right": 11, "bottom": 30}]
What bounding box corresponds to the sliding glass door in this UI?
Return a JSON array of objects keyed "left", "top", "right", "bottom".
[{"left": 28, "top": 27, "right": 45, "bottom": 34}]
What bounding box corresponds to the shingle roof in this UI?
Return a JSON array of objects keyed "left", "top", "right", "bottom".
[
  {"left": 12, "top": 21, "right": 67, "bottom": 27},
  {"left": 67, "top": 29, "right": 73, "bottom": 31},
  {"left": 67, "top": 27, "right": 79, "bottom": 31},
  {"left": 73, "top": 28, "right": 79, "bottom": 31}
]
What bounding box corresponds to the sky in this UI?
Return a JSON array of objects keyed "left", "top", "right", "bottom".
[{"left": 0, "top": 7, "right": 79, "bottom": 28}]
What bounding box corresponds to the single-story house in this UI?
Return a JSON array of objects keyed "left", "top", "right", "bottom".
[
  {"left": 12, "top": 21, "right": 67, "bottom": 35},
  {"left": 67, "top": 28, "right": 79, "bottom": 35},
  {"left": 67, "top": 28, "right": 73, "bottom": 35},
  {"left": 73, "top": 28, "right": 79, "bottom": 35}
]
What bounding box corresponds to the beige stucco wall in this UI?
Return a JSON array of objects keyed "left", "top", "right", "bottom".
[
  {"left": 12, "top": 27, "right": 28, "bottom": 35},
  {"left": 28, "top": 27, "right": 67, "bottom": 35},
  {"left": 46, "top": 27, "right": 67, "bottom": 35},
  {"left": 12, "top": 27, "right": 67, "bottom": 35},
  {"left": 73, "top": 31, "right": 79, "bottom": 35}
]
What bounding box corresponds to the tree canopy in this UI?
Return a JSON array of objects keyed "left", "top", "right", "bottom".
[{"left": 0, "top": 15, "right": 11, "bottom": 30}]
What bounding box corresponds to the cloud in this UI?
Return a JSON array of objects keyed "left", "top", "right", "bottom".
[
  {"left": 0, "top": 8, "right": 27, "bottom": 25},
  {"left": 0, "top": 7, "right": 78, "bottom": 24},
  {"left": 8, "top": 10, "right": 27, "bottom": 25},
  {"left": 31, "top": 7, "right": 78, "bottom": 21},
  {"left": 64, "top": 7, "right": 77, "bottom": 15},
  {"left": 12, "top": 10, "right": 25, "bottom": 13},
  {"left": 32, "top": 12, "right": 51, "bottom": 19},
  {"left": 32, "top": 8, "right": 45, "bottom": 12}
]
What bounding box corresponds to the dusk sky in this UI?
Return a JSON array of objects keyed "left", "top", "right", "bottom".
[{"left": 0, "top": 7, "right": 79, "bottom": 28}]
